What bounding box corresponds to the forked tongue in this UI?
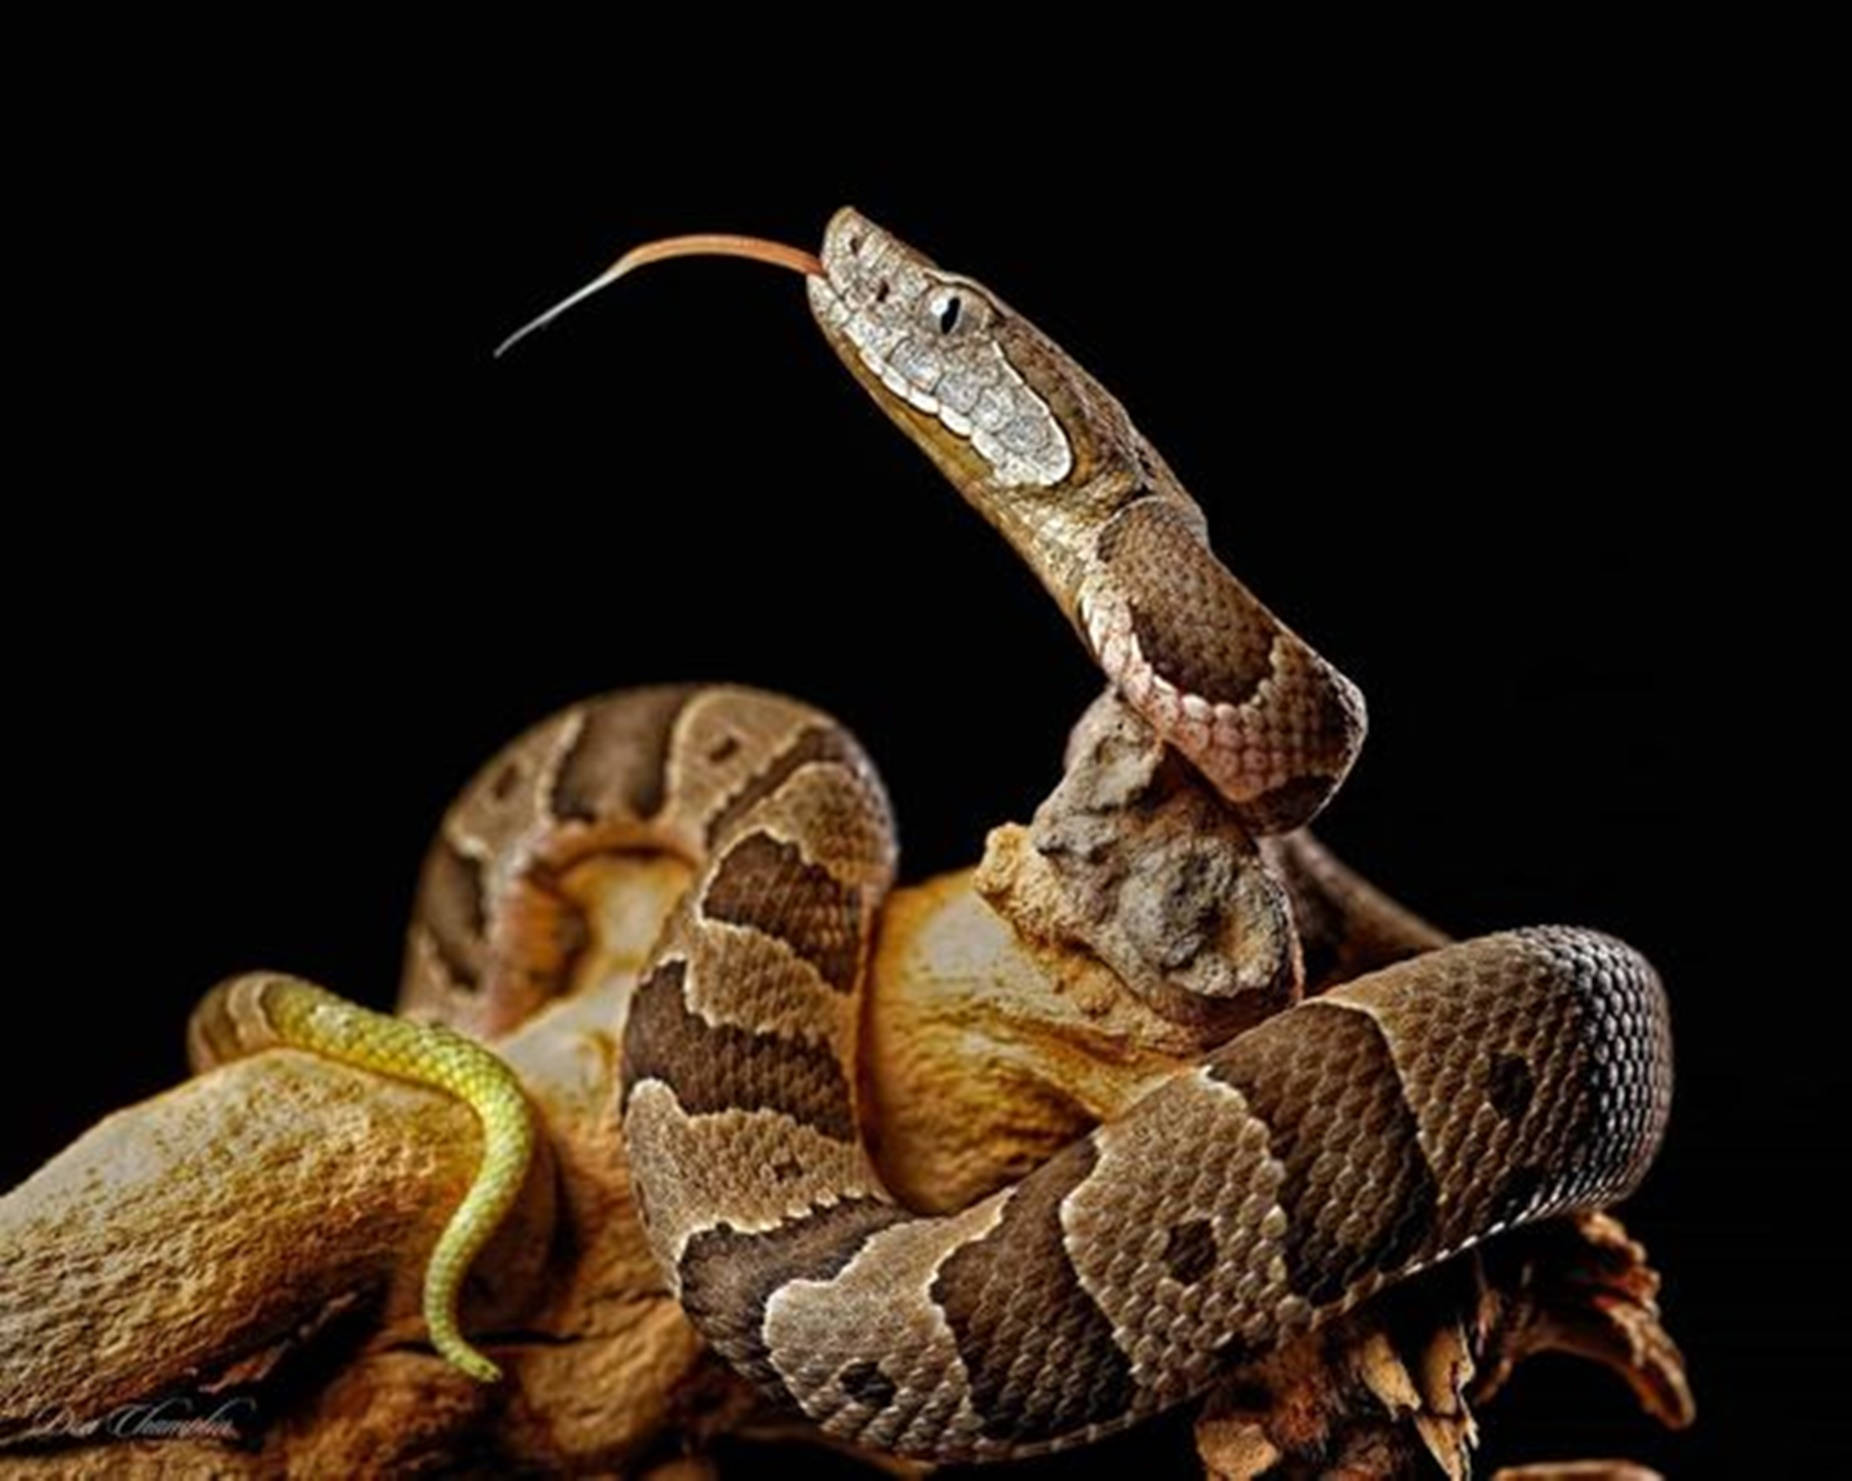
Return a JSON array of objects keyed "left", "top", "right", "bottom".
[{"left": 494, "top": 234, "right": 822, "bottom": 358}]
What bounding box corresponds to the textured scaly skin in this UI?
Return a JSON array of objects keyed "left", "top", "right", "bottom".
[
  {"left": 804, "top": 209, "right": 1367, "bottom": 834},
  {"left": 611, "top": 686, "right": 1670, "bottom": 1459},
  {"left": 185, "top": 212, "right": 1674, "bottom": 1466},
  {"left": 188, "top": 974, "right": 535, "bottom": 1381}
]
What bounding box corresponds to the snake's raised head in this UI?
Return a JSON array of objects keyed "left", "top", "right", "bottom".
[
  {"left": 497, "top": 209, "right": 1368, "bottom": 834},
  {"left": 805, "top": 208, "right": 1164, "bottom": 520},
  {"left": 494, "top": 206, "right": 1163, "bottom": 593},
  {"left": 808, "top": 206, "right": 1090, "bottom": 493}
]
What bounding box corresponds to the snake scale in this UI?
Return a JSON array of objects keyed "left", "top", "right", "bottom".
[{"left": 190, "top": 208, "right": 1673, "bottom": 1463}]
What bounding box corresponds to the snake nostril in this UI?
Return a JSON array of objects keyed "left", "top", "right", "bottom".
[{"left": 874, "top": 280, "right": 890, "bottom": 304}]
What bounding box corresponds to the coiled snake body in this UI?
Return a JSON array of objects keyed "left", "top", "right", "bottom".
[{"left": 193, "top": 209, "right": 1672, "bottom": 1463}]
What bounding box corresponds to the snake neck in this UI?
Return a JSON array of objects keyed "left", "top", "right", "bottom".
[{"left": 805, "top": 207, "right": 1364, "bottom": 832}]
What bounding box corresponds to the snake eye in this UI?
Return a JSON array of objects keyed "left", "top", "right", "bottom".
[{"left": 936, "top": 293, "right": 962, "bottom": 333}]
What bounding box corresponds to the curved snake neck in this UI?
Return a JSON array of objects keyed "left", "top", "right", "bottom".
[{"left": 803, "top": 208, "right": 1368, "bottom": 837}]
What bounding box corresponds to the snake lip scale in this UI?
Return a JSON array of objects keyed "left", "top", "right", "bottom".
[{"left": 190, "top": 207, "right": 1674, "bottom": 1464}]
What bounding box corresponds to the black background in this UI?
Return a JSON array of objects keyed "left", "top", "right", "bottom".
[{"left": 8, "top": 56, "right": 1825, "bottom": 1476}]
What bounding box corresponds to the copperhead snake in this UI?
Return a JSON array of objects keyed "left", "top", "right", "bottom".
[{"left": 189, "top": 208, "right": 1673, "bottom": 1464}]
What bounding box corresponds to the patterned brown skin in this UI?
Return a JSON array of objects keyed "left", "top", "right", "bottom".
[
  {"left": 556, "top": 685, "right": 1675, "bottom": 1463},
  {"left": 804, "top": 208, "right": 1367, "bottom": 835},
  {"left": 428, "top": 212, "right": 1668, "bottom": 1461},
  {"left": 399, "top": 684, "right": 706, "bottom": 1040}
]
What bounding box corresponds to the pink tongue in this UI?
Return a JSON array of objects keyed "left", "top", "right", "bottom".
[{"left": 494, "top": 233, "right": 824, "bottom": 358}]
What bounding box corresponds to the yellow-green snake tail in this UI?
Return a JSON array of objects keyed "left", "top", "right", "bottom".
[{"left": 189, "top": 973, "right": 536, "bottom": 1382}]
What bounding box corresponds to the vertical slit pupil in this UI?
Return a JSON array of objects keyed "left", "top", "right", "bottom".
[{"left": 938, "top": 296, "right": 961, "bottom": 333}]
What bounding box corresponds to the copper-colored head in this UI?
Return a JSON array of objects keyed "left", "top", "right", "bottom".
[
  {"left": 494, "top": 209, "right": 1124, "bottom": 502},
  {"left": 804, "top": 207, "right": 1090, "bottom": 493}
]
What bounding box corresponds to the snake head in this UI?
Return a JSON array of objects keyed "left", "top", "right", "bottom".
[
  {"left": 806, "top": 209, "right": 1366, "bottom": 832},
  {"left": 496, "top": 209, "right": 1365, "bottom": 834},
  {"left": 806, "top": 207, "right": 1151, "bottom": 511}
]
